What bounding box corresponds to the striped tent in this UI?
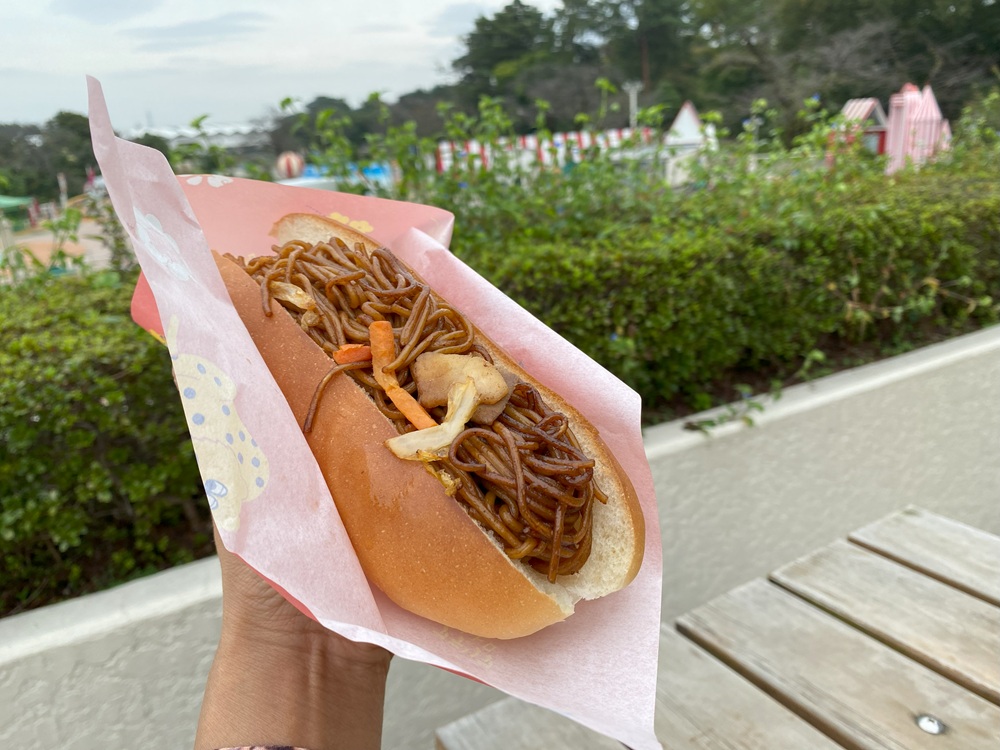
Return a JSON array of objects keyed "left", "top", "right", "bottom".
[
  {"left": 841, "top": 97, "right": 888, "bottom": 129},
  {"left": 886, "top": 83, "right": 951, "bottom": 174}
]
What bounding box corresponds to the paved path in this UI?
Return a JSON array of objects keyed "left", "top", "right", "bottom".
[{"left": 10, "top": 218, "right": 111, "bottom": 269}]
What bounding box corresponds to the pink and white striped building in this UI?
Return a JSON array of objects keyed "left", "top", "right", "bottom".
[
  {"left": 843, "top": 83, "right": 951, "bottom": 174},
  {"left": 886, "top": 83, "right": 952, "bottom": 173}
]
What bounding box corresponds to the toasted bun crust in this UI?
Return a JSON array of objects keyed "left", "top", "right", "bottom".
[{"left": 214, "top": 214, "right": 643, "bottom": 638}]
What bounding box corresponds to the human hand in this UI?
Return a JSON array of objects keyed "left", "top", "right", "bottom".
[{"left": 195, "top": 526, "right": 392, "bottom": 750}]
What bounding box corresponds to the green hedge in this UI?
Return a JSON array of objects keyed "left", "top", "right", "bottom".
[
  {"left": 476, "top": 170, "right": 1000, "bottom": 413},
  {"left": 0, "top": 271, "right": 207, "bottom": 615},
  {"left": 2, "top": 123, "right": 998, "bottom": 613}
]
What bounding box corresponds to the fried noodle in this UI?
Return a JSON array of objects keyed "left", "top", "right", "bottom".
[{"left": 229, "top": 238, "right": 605, "bottom": 581}]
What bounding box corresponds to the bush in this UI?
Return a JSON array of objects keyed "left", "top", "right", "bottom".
[
  {"left": 0, "top": 270, "right": 207, "bottom": 615},
  {"left": 4, "top": 94, "right": 998, "bottom": 612},
  {"left": 476, "top": 168, "right": 1000, "bottom": 416}
]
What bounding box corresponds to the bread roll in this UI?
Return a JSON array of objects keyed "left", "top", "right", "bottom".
[{"left": 214, "top": 215, "right": 643, "bottom": 639}]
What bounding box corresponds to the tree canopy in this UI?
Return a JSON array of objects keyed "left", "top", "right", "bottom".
[
  {"left": 0, "top": 112, "right": 95, "bottom": 202},
  {"left": 2, "top": 0, "right": 997, "bottom": 199},
  {"left": 453, "top": 0, "right": 557, "bottom": 99},
  {"left": 452, "top": 0, "right": 999, "bottom": 131}
]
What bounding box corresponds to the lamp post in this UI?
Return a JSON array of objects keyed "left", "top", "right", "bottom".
[{"left": 623, "top": 81, "right": 643, "bottom": 129}]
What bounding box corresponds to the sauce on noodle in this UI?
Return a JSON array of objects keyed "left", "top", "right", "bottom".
[{"left": 230, "top": 238, "right": 605, "bottom": 582}]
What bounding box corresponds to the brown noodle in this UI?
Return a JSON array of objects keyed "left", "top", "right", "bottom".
[{"left": 229, "top": 238, "right": 605, "bottom": 581}]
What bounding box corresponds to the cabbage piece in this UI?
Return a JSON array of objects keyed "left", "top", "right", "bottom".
[
  {"left": 269, "top": 281, "right": 316, "bottom": 311},
  {"left": 385, "top": 378, "right": 479, "bottom": 460}
]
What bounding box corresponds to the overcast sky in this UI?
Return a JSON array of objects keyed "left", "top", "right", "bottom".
[{"left": 2, "top": 0, "right": 560, "bottom": 131}]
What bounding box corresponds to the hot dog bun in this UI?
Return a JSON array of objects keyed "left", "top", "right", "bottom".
[{"left": 214, "top": 214, "right": 643, "bottom": 639}]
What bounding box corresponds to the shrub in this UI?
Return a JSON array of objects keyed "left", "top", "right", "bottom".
[
  {"left": 4, "top": 93, "right": 998, "bottom": 612},
  {"left": 0, "top": 270, "right": 207, "bottom": 615},
  {"left": 477, "top": 169, "right": 1000, "bottom": 416}
]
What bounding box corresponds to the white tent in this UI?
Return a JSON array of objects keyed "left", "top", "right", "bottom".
[{"left": 663, "top": 101, "right": 716, "bottom": 186}]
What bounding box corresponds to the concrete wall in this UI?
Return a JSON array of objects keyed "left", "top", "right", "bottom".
[
  {"left": 0, "top": 558, "right": 502, "bottom": 750},
  {"left": 0, "top": 560, "right": 220, "bottom": 748},
  {"left": 647, "top": 325, "right": 1000, "bottom": 619},
  {"left": 2, "top": 325, "right": 998, "bottom": 748}
]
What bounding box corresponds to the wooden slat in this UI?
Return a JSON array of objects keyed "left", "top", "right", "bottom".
[
  {"left": 677, "top": 579, "right": 1000, "bottom": 750},
  {"left": 434, "top": 696, "right": 622, "bottom": 750},
  {"left": 657, "top": 626, "right": 845, "bottom": 749},
  {"left": 436, "top": 625, "right": 848, "bottom": 750},
  {"left": 771, "top": 539, "right": 1000, "bottom": 704},
  {"left": 849, "top": 507, "right": 1000, "bottom": 606}
]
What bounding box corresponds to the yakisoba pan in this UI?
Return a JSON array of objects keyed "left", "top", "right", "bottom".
[{"left": 215, "top": 213, "right": 644, "bottom": 639}]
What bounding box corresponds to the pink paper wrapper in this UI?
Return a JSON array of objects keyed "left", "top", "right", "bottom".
[{"left": 88, "top": 77, "right": 662, "bottom": 749}]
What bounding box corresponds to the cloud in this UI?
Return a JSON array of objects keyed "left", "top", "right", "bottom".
[
  {"left": 352, "top": 22, "right": 410, "bottom": 34},
  {"left": 126, "top": 11, "right": 271, "bottom": 53},
  {"left": 427, "top": 2, "right": 490, "bottom": 38},
  {"left": 49, "top": 0, "right": 164, "bottom": 24},
  {"left": 0, "top": 68, "right": 91, "bottom": 124}
]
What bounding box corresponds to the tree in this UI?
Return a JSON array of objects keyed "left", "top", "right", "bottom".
[
  {"left": 130, "top": 133, "right": 171, "bottom": 159},
  {"left": 0, "top": 125, "right": 44, "bottom": 197},
  {"left": 877, "top": 0, "right": 1000, "bottom": 115},
  {"left": 693, "top": 8, "right": 906, "bottom": 133},
  {"left": 552, "top": 0, "right": 614, "bottom": 63},
  {"left": 390, "top": 86, "right": 462, "bottom": 137},
  {"left": 0, "top": 113, "right": 96, "bottom": 202},
  {"left": 551, "top": 1, "right": 699, "bottom": 111},
  {"left": 505, "top": 62, "right": 633, "bottom": 131},
  {"left": 44, "top": 112, "right": 95, "bottom": 198},
  {"left": 452, "top": 1, "right": 557, "bottom": 102},
  {"left": 692, "top": 0, "right": 1000, "bottom": 123},
  {"left": 269, "top": 96, "right": 354, "bottom": 154},
  {"left": 604, "top": 0, "right": 694, "bottom": 92}
]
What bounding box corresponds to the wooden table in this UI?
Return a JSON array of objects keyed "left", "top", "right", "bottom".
[
  {"left": 436, "top": 508, "right": 1000, "bottom": 749},
  {"left": 675, "top": 507, "right": 1000, "bottom": 749}
]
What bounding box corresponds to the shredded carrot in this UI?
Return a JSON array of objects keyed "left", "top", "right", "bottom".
[
  {"left": 332, "top": 343, "right": 372, "bottom": 365},
  {"left": 368, "top": 320, "right": 396, "bottom": 388},
  {"left": 386, "top": 385, "right": 437, "bottom": 430},
  {"left": 369, "top": 321, "right": 437, "bottom": 430}
]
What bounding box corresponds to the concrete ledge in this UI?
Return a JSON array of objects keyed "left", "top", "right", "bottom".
[
  {"left": 0, "top": 557, "right": 501, "bottom": 749},
  {"left": 648, "top": 324, "right": 1000, "bottom": 620},
  {"left": 0, "top": 557, "right": 221, "bottom": 664},
  {"left": 0, "top": 559, "right": 223, "bottom": 747},
  {"left": 3, "top": 324, "right": 998, "bottom": 747},
  {"left": 644, "top": 324, "right": 1000, "bottom": 459}
]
